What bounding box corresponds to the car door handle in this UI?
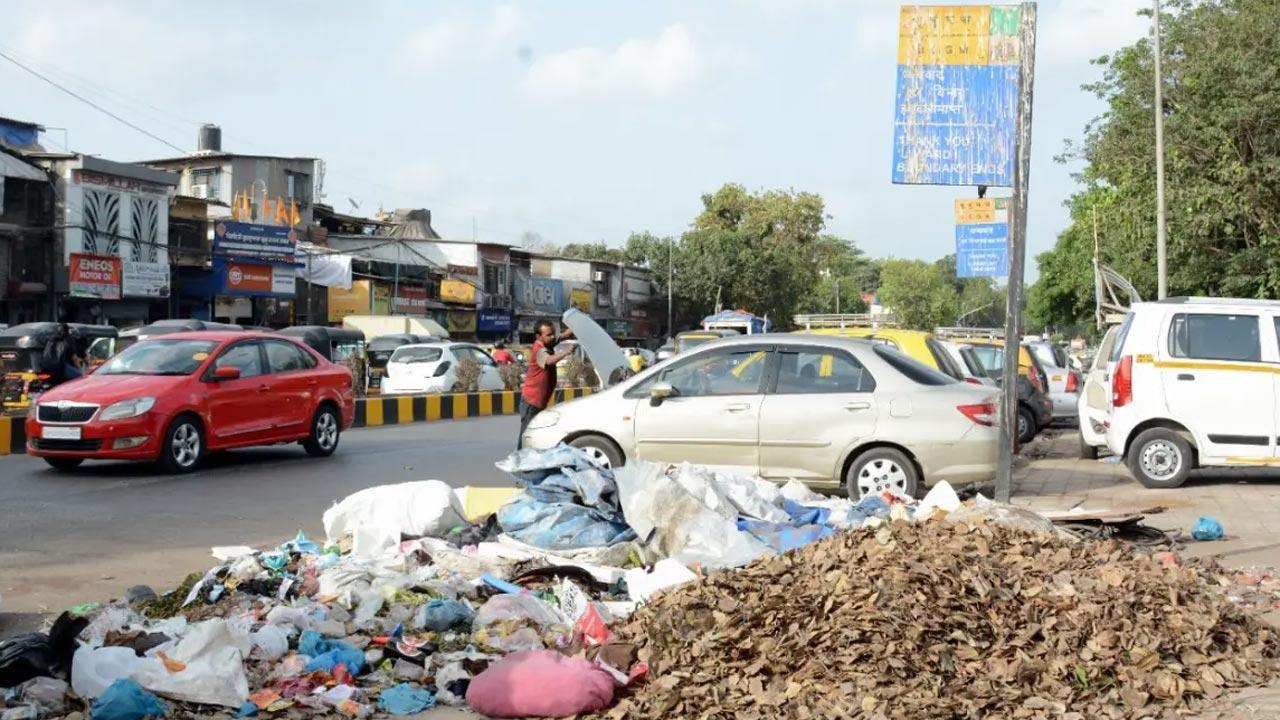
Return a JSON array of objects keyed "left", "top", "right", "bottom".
[
  {"left": 843, "top": 402, "right": 871, "bottom": 411},
  {"left": 1177, "top": 373, "right": 1195, "bottom": 381},
  {"left": 723, "top": 402, "right": 752, "bottom": 413}
]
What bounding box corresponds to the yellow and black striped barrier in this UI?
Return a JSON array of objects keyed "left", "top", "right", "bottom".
[{"left": 0, "top": 388, "right": 596, "bottom": 455}]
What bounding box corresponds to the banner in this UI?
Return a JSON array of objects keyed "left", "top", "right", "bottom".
[
  {"left": 69, "top": 254, "right": 121, "bottom": 299},
  {"left": 222, "top": 261, "right": 295, "bottom": 297},
  {"left": 122, "top": 260, "right": 169, "bottom": 298},
  {"left": 441, "top": 278, "right": 477, "bottom": 304},
  {"left": 478, "top": 309, "right": 513, "bottom": 334},
  {"left": 214, "top": 221, "right": 298, "bottom": 261}
]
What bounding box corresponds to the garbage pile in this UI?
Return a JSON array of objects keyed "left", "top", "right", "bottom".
[
  {"left": 1, "top": 446, "right": 1278, "bottom": 719},
  {"left": 608, "top": 518, "right": 1280, "bottom": 720}
]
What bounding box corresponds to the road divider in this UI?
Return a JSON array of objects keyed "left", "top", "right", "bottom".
[{"left": 0, "top": 387, "right": 595, "bottom": 455}]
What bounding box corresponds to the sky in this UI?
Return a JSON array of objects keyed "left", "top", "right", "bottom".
[{"left": 0, "top": 0, "right": 1151, "bottom": 276}]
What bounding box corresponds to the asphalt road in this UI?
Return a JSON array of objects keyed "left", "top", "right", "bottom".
[{"left": 0, "top": 416, "right": 519, "bottom": 628}]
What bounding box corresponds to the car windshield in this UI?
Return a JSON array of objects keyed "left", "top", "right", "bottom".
[
  {"left": 677, "top": 335, "right": 718, "bottom": 351},
  {"left": 98, "top": 339, "right": 219, "bottom": 376},
  {"left": 391, "top": 346, "right": 442, "bottom": 363}
]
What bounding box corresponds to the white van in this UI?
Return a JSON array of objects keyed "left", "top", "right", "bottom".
[{"left": 1106, "top": 297, "right": 1280, "bottom": 487}]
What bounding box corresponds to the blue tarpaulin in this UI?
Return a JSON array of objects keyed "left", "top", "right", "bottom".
[{"left": 495, "top": 447, "right": 637, "bottom": 550}]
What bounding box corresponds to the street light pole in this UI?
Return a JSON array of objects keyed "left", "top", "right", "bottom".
[
  {"left": 1153, "top": 0, "right": 1168, "bottom": 299},
  {"left": 667, "top": 236, "right": 673, "bottom": 338}
]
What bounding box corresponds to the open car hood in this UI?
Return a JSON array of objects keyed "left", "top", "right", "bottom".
[{"left": 561, "top": 308, "right": 630, "bottom": 388}]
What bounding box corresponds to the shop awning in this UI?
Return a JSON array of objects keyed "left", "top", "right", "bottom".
[{"left": 0, "top": 151, "right": 48, "bottom": 182}]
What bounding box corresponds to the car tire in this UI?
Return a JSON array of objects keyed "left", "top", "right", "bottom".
[
  {"left": 569, "top": 434, "right": 624, "bottom": 469},
  {"left": 304, "top": 405, "right": 341, "bottom": 458},
  {"left": 1079, "top": 430, "right": 1099, "bottom": 460},
  {"left": 1126, "top": 427, "right": 1194, "bottom": 489},
  {"left": 846, "top": 447, "right": 919, "bottom": 500},
  {"left": 158, "top": 415, "right": 205, "bottom": 474},
  {"left": 43, "top": 457, "right": 84, "bottom": 471},
  {"left": 1017, "top": 405, "right": 1037, "bottom": 445}
]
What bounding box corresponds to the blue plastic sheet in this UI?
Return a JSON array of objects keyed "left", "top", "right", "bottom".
[
  {"left": 414, "top": 599, "right": 475, "bottom": 632},
  {"left": 495, "top": 446, "right": 637, "bottom": 550},
  {"left": 90, "top": 679, "right": 167, "bottom": 720},
  {"left": 278, "top": 530, "right": 319, "bottom": 555},
  {"left": 299, "top": 631, "right": 366, "bottom": 675},
  {"left": 378, "top": 683, "right": 435, "bottom": 715},
  {"left": 782, "top": 499, "right": 831, "bottom": 527},
  {"left": 737, "top": 519, "right": 837, "bottom": 553},
  {"left": 1192, "top": 516, "right": 1224, "bottom": 541}
]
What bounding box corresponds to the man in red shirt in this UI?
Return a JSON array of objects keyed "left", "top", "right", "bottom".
[
  {"left": 518, "top": 320, "right": 575, "bottom": 448},
  {"left": 491, "top": 342, "right": 516, "bottom": 365}
]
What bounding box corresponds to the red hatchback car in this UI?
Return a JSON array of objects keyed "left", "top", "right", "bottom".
[{"left": 26, "top": 332, "right": 356, "bottom": 473}]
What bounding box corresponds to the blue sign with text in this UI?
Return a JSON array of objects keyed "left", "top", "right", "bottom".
[
  {"left": 515, "top": 275, "right": 565, "bottom": 313},
  {"left": 956, "top": 222, "right": 1009, "bottom": 277}
]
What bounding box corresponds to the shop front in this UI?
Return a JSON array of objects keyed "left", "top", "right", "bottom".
[{"left": 213, "top": 257, "right": 297, "bottom": 326}]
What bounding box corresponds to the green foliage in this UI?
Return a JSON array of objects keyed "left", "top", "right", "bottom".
[
  {"left": 876, "top": 260, "right": 960, "bottom": 330},
  {"left": 1032, "top": 0, "right": 1280, "bottom": 329}
]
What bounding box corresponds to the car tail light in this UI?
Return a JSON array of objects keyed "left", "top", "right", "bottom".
[
  {"left": 1065, "top": 370, "right": 1079, "bottom": 393},
  {"left": 1112, "top": 355, "right": 1133, "bottom": 407},
  {"left": 957, "top": 402, "right": 997, "bottom": 427},
  {"left": 433, "top": 361, "right": 452, "bottom": 377},
  {"left": 1027, "top": 368, "right": 1044, "bottom": 393},
  {"left": 963, "top": 377, "right": 983, "bottom": 385}
]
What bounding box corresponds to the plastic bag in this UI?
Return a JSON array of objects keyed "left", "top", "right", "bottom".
[
  {"left": 90, "top": 679, "right": 167, "bottom": 720},
  {"left": 474, "top": 594, "right": 568, "bottom": 631},
  {"left": 413, "top": 600, "right": 474, "bottom": 632},
  {"left": 917, "top": 480, "right": 962, "bottom": 516},
  {"left": 1192, "top": 516, "right": 1224, "bottom": 541},
  {"left": 71, "top": 646, "right": 148, "bottom": 699},
  {"left": 624, "top": 559, "right": 699, "bottom": 602},
  {"left": 298, "top": 632, "right": 366, "bottom": 675},
  {"left": 378, "top": 683, "right": 435, "bottom": 715},
  {"left": 496, "top": 497, "right": 636, "bottom": 550},
  {"left": 1, "top": 612, "right": 89, "bottom": 688},
  {"left": 132, "top": 619, "right": 250, "bottom": 708},
  {"left": 466, "top": 650, "right": 614, "bottom": 718},
  {"left": 575, "top": 605, "right": 610, "bottom": 646},
  {"left": 250, "top": 626, "right": 289, "bottom": 661},
  {"left": 322, "top": 480, "right": 466, "bottom": 544},
  {"left": 17, "top": 677, "right": 68, "bottom": 716}
]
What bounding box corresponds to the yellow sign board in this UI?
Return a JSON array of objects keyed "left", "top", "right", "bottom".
[
  {"left": 570, "top": 287, "right": 593, "bottom": 313},
  {"left": 447, "top": 310, "right": 477, "bottom": 333},
  {"left": 898, "top": 5, "right": 991, "bottom": 66},
  {"left": 328, "top": 280, "right": 372, "bottom": 322},
  {"left": 441, "top": 279, "right": 476, "bottom": 305}
]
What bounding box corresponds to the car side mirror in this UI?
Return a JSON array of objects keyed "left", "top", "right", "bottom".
[
  {"left": 212, "top": 366, "right": 241, "bottom": 381},
  {"left": 649, "top": 381, "right": 674, "bottom": 406}
]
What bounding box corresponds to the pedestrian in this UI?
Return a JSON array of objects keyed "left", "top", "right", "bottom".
[
  {"left": 518, "top": 320, "right": 574, "bottom": 449},
  {"left": 43, "top": 322, "right": 83, "bottom": 383},
  {"left": 491, "top": 341, "right": 516, "bottom": 365}
]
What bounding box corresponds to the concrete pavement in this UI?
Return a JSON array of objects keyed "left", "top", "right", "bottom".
[{"left": 0, "top": 416, "right": 519, "bottom": 628}]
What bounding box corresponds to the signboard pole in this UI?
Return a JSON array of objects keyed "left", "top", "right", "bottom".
[{"left": 995, "top": 2, "right": 1037, "bottom": 503}]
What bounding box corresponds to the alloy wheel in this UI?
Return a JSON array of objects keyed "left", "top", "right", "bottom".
[{"left": 857, "top": 458, "right": 908, "bottom": 497}]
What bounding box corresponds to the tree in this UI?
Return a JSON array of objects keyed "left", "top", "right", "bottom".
[
  {"left": 876, "top": 259, "right": 959, "bottom": 330},
  {"left": 799, "top": 235, "right": 873, "bottom": 314},
  {"left": 559, "top": 241, "right": 625, "bottom": 263},
  {"left": 935, "top": 254, "right": 1005, "bottom": 327},
  {"left": 1031, "top": 0, "right": 1280, "bottom": 329}
]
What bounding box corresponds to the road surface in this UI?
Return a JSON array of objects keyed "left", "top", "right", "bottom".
[{"left": 0, "top": 416, "right": 518, "bottom": 630}]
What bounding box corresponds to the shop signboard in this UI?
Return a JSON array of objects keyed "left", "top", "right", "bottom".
[
  {"left": 447, "top": 310, "right": 477, "bottom": 334},
  {"left": 441, "top": 279, "right": 477, "bottom": 305},
  {"left": 223, "top": 260, "right": 295, "bottom": 297},
  {"left": 393, "top": 285, "right": 429, "bottom": 314},
  {"left": 122, "top": 260, "right": 169, "bottom": 298},
  {"left": 478, "top": 309, "right": 513, "bottom": 334},
  {"left": 213, "top": 221, "right": 298, "bottom": 261},
  {"left": 69, "top": 254, "right": 121, "bottom": 299},
  {"left": 606, "top": 320, "right": 631, "bottom": 338},
  {"left": 328, "top": 280, "right": 372, "bottom": 322},
  {"left": 514, "top": 273, "right": 565, "bottom": 313}
]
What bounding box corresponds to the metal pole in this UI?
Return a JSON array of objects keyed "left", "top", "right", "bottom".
[
  {"left": 996, "top": 2, "right": 1037, "bottom": 504},
  {"left": 306, "top": 248, "right": 313, "bottom": 324},
  {"left": 393, "top": 240, "right": 401, "bottom": 315},
  {"left": 835, "top": 276, "right": 841, "bottom": 314},
  {"left": 667, "top": 236, "right": 673, "bottom": 337},
  {"left": 1153, "top": 0, "right": 1168, "bottom": 299}
]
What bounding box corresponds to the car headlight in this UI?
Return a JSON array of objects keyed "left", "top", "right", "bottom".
[
  {"left": 99, "top": 396, "right": 156, "bottom": 421},
  {"left": 527, "top": 410, "right": 560, "bottom": 430}
]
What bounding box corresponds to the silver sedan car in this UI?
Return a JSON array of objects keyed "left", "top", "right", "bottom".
[{"left": 521, "top": 334, "right": 999, "bottom": 498}]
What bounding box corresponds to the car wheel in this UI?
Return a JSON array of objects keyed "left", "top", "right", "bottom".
[
  {"left": 1017, "top": 405, "right": 1037, "bottom": 445},
  {"left": 304, "top": 405, "right": 341, "bottom": 458},
  {"left": 1126, "top": 428, "right": 1194, "bottom": 489},
  {"left": 1079, "top": 430, "right": 1099, "bottom": 460},
  {"left": 846, "top": 447, "right": 919, "bottom": 500},
  {"left": 43, "top": 457, "right": 84, "bottom": 471},
  {"left": 159, "top": 415, "right": 204, "bottom": 473},
  {"left": 569, "top": 435, "right": 624, "bottom": 469}
]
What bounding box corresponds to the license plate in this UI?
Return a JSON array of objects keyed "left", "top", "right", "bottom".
[{"left": 41, "top": 426, "right": 82, "bottom": 440}]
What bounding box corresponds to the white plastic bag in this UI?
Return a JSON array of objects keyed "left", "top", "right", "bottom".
[
  {"left": 916, "top": 480, "right": 962, "bottom": 517},
  {"left": 624, "top": 559, "right": 699, "bottom": 602},
  {"left": 250, "top": 625, "right": 289, "bottom": 660},
  {"left": 133, "top": 619, "right": 250, "bottom": 708},
  {"left": 322, "top": 480, "right": 466, "bottom": 544},
  {"left": 71, "top": 646, "right": 151, "bottom": 699}
]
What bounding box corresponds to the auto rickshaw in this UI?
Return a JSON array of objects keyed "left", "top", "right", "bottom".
[
  {"left": 278, "top": 326, "right": 368, "bottom": 393},
  {"left": 1, "top": 323, "right": 119, "bottom": 413}
]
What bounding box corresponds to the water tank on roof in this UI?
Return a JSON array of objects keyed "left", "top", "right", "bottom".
[{"left": 198, "top": 124, "right": 221, "bottom": 153}]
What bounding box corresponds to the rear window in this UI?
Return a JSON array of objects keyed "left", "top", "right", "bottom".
[
  {"left": 926, "top": 339, "right": 966, "bottom": 380},
  {"left": 1109, "top": 313, "right": 1134, "bottom": 363},
  {"left": 1169, "top": 313, "right": 1260, "bottom": 362},
  {"left": 390, "top": 346, "right": 443, "bottom": 363},
  {"left": 873, "top": 345, "right": 956, "bottom": 386}
]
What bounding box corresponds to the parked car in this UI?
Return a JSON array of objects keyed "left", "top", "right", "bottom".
[
  {"left": 521, "top": 334, "right": 999, "bottom": 498},
  {"left": 1026, "top": 340, "right": 1080, "bottom": 420},
  {"left": 1077, "top": 325, "right": 1122, "bottom": 459},
  {"left": 959, "top": 344, "right": 1053, "bottom": 444},
  {"left": 1106, "top": 297, "right": 1280, "bottom": 488},
  {"left": 796, "top": 326, "right": 963, "bottom": 378},
  {"left": 380, "top": 342, "right": 504, "bottom": 395},
  {"left": 25, "top": 332, "right": 355, "bottom": 473},
  {"left": 366, "top": 334, "right": 441, "bottom": 392},
  {"left": 674, "top": 329, "right": 739, "bottom": 354},
  {"left": 938, "top": 341, "right": 994, "bottom": 386}
]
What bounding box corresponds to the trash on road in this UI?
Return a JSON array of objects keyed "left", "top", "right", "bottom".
[
  {"left": 1193, "top": 515, "right": 1226, "bottom": 541},
  {"left": 2, "top": 446, "right": 1278, "bottom": 719}
]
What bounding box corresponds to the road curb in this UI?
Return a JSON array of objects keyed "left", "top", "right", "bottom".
[{"left": 0, "top": 387, "right": 595, "bottom": 456}]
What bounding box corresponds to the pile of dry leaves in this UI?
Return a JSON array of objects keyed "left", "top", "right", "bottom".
[{"left": 608, "top": 518, "right": 1280, "bottom": 719}]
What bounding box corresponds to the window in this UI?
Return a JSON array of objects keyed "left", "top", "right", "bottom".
[
  {"left": 191, "top": 168, "right": 221, "bottom": 199},
  {"left": 464, "top": 347, "right": 497, "bottom": 367},
  {"left": 1031, "top": 344, "right": 1057, "bottom": 369},
  {"left": 1169, "top": 313, "right": 1260, "bottom": 362},
  {"left": 926, "top": 339, "right": 966, "bottom": 380},
  {"left": 285, "top": 171, "right": 311, "bottom": 203},
  {"left": 390, "top": 346, "right": 443, "bottom": 364},
  {"left": 266, "top": 340, "right": 313, "bottom": 373},
  {"left": 966, "top": 345, "right": 1004, "bottom": 377},
  {"left": 1110, "top": 313, "right": 1135, "bottom": 363},
  {"left": 214, "top": 342, "right": 263, "bottom": 378},
  {"left": 872, "top": 345, "right": 956, "bottom": 386},
  {"left": 774, "top": 349, "right": 875, "bottom": 394},
  {"left": 660, "top": 348, "right": 768, "bottom": 397},
  {"left": 99, "top": 339, "right": 218, "bottom": 376}
]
